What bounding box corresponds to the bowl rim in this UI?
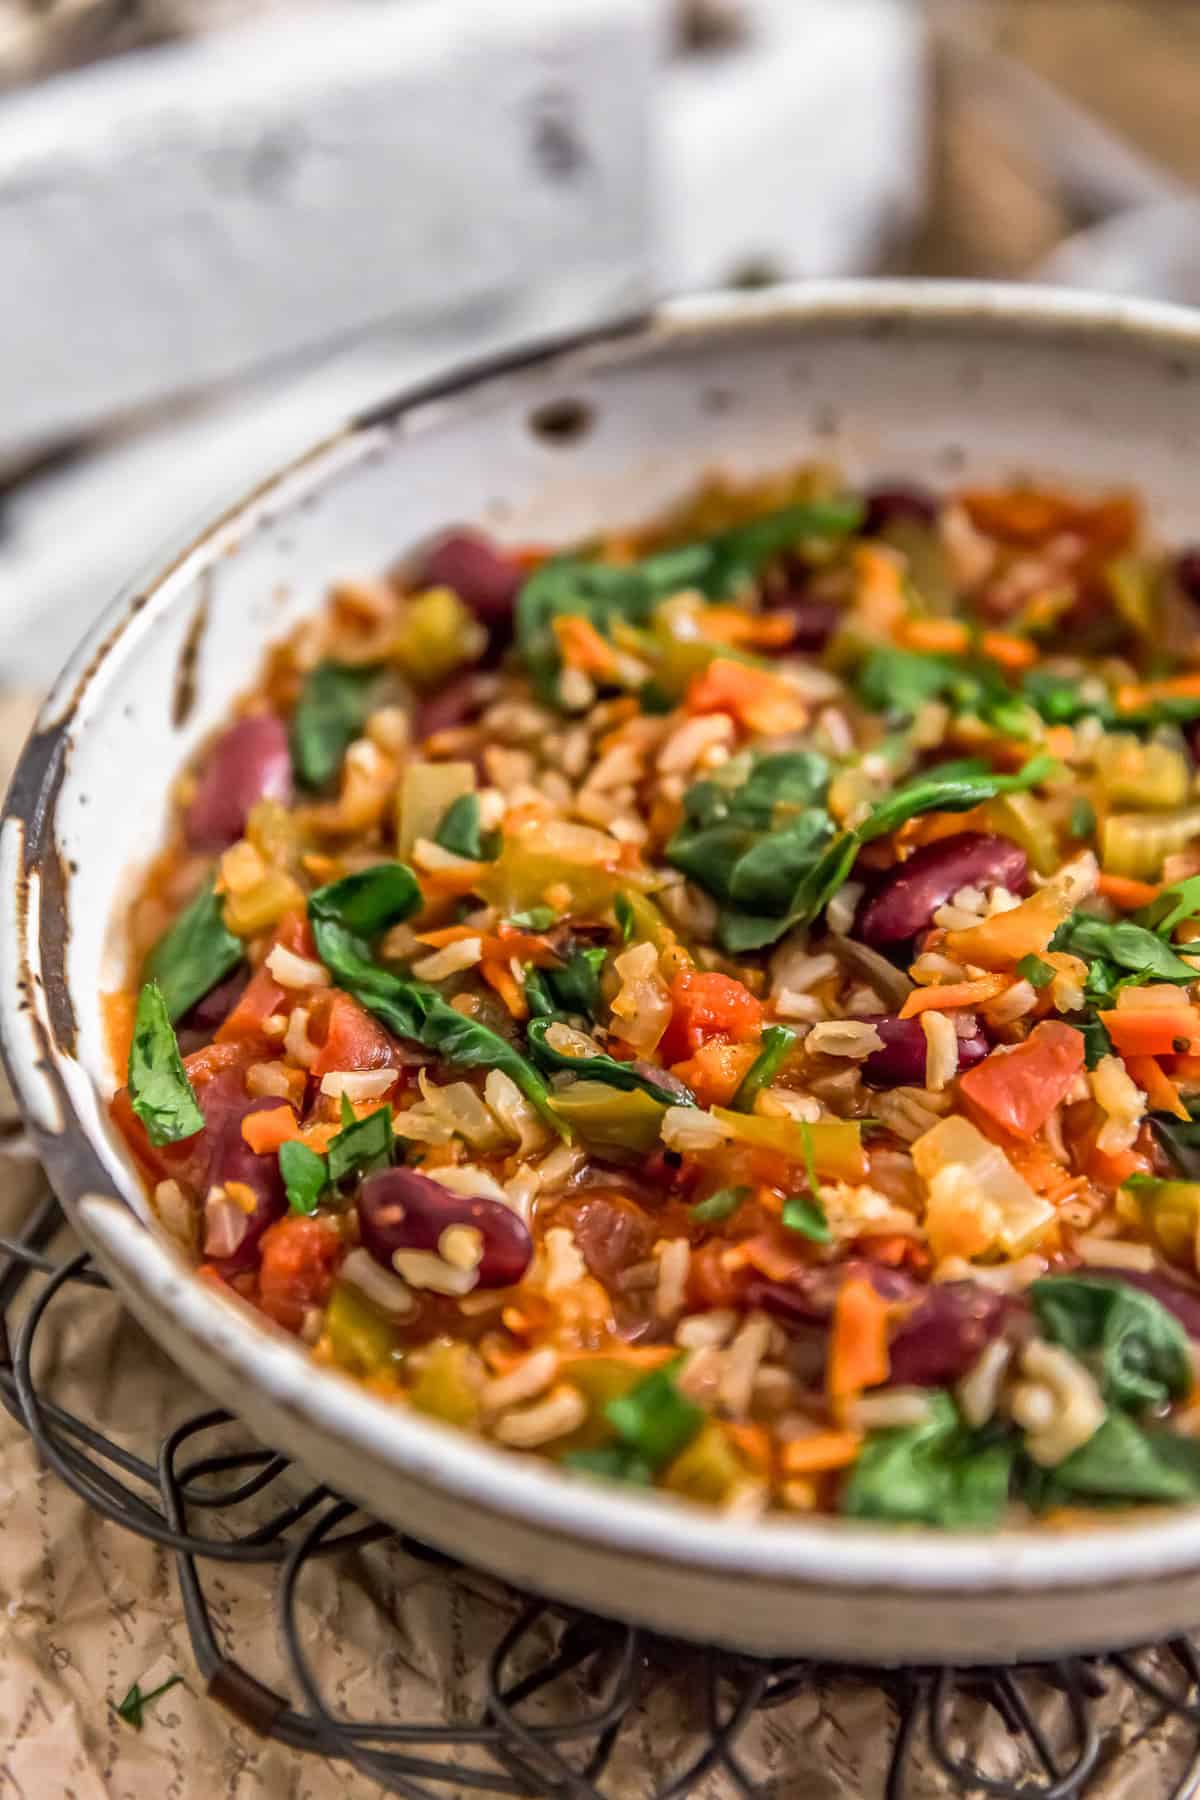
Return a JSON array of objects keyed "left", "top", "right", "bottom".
[{"left": 11, "top": 276, "right": 1200, "bottom": 1601}]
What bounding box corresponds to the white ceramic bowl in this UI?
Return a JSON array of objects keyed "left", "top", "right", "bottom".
[{"left": 8, "top": 282, "right": 1200, "bottom": 1664}]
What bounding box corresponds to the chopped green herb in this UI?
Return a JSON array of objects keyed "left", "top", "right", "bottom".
[
  {"left": 731, "top": 1025, "right": 795, "bottom": 1111},
  {"left": 1017, "top": 954, "right": 1055, "bottom": 990},
  {"left": 539, "top": 946, "right": 607, "bottom": 1021},
  {"left": 434, "top": 792, "right": 494, "bottom": 861},
  {"left": 290, "top": 660, "right": 379, "bottom": 789},
  {"left": 509, "top": 905, "right": 558, "bottom": 931},
  {"left": 690, "top": 1184, "right": 750, "bottom": 1224},
  {"left": 1064, "top": 1011, "right": 1114, "bottom": 1070},
  {"left": 1022, "top": 1413, "right": 1200, "bottom": 1510},
  {"left": 561, "top": 1445, "right": 655, "bottom": 1485},
  {"left": 1149, "top": 1094, "right": 1200, "bottom": 1180},
  {"left": 127, "top": 983, "right": 204, "bottom": 1146},
  {"left": 327, "top": 1097, "right": 395, "bottom": 1187},
  {"left": 1070, "top": 797, "right": 1096, "bottom": 840},
  {"left": 605, "top": 1361, "right": 704, "bottom": 1467},
  {"left": 113, "top": 1673, "right": 185, "bottom": 1731},
  {"left": 781, "top": 1194, "right": 832, "bottom": 1242},
  {"left": 279, "top": 1140, "right": 328, "bottom": 1215},
  {"left": 613, "top": 892, "right": 636, "bottom": 943},
  {"left": 1138, "top": 874, "right": 1200, "bottom": 939},
  {"left": 143, "top": 881, "right": 244, "bottom": 1023}
]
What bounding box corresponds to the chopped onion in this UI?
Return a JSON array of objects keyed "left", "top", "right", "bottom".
[
  {"left": 319, "top": 1068, "right": 398, "bottom": 1102},
  {"left": 204, "top": 1187, "right": 249, "bottom": 1258}
]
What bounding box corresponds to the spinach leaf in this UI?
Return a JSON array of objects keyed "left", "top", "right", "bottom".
[
  {"left": 858, "top": 647, "right": 1033, "bottom": 735},
  {"left": 127, "top": 982, "right": 204, "bottom": 1146},
  {"left": 1149, "top": 1094, "right": 1200, "bottom": 1180},
  {"left": 290, "top": 660, "right": 379, "bottom": 790},
  {"left": 544, "top": 946, "right": 607, "bottom": 1020},
  {"left": 526, "top": 1018, "right": 696, "bottom": 1108},
  {"left": 857, "top": 754, "right": 1057, "bottom": 844},
  {"left": 1023, "top": 1413, "right": 1200, "bottom": 1509},
  {"left": 1064, "top": 1012, "right": 1115, "bottom": 1070},
  {"left": 605, "top": 1359, "right": 704, "bottom": 1466},
  {"left": 279, "top": 1140, "right": 328, "bottom": 1215},
  {"left": 434, "top": 792, "right": 494, "bottom": 861},
  {"left": 1030, "top": 1275, "right": 1192, "bottom": 1411},
  {"left": 1049, "top": 914, "right": 1199, "bottom": 984},
  {"left": 841, "top": 1392, "right": 1014, "bottom": 1529},
  {"left": 516, "top": 501, "right": 862, "bottom": 702},
  {"left": 731, "top": 1025, "right": 796, "bottom": 1110},
  {"left": 726, "top": 812, "right": 837, "bottom": 913},
  {"left": 561, "top": 1446, "right": 654, "bottom": 1486},
  {"left": 308, "top": 871, "right": 561, "bottom": 1131},
  {"left": 327, "top": 1094, "right": 396, "bottom": 1186},
  {"left": 1022, "top": 669, "right": 1116, "bottom": 728},
  {"left": 143, "top": 881, "right": 244, "bottom": 1023}
]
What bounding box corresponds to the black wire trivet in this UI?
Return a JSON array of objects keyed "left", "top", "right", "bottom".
[{"left": 5, "top": 1186, "right": 1200, "bottom": 1799}]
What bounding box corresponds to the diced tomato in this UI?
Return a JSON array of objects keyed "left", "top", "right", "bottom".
[
  {"left": 687, "top": 1238, "right": 752, "bottom": 1309},
  {"left": 217, "top": 911, "right": 315, "bottom": 1045},
  {"left": 256, "top": 1215, "right": 343, "bottom": 1333},
  {"left": 668, "top": 1038, "right": 758, "bottom": 1108},
  {"left": 959, "top": 1020, "right": 1085, "bottom": 1140},
  {"left": 308, "top": 990, "right": 403, "bottom": 1076},
  {"left": 659, "top": 970, "right": 764, "bottom": 1064}
]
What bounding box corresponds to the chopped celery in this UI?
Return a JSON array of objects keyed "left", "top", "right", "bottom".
[
  {"left": 1105, "top": 555, "right": 1158, "bottom": 637},
  {"left": 1095, "top": 735, "right": 1188, "bottom": 811},
  {"left": 711, "top": 1109, "right": 866, "bottom": 1182},
  {"left": 1124, "top": 1177, "right": 1200, "bottom": 1271},
  {"left": 396, "top": 760, "right": 475, "bottom": 858},
  {"left": 325, "top": 1281, "right": 399, "bottom": 1379},
  {"left": 983, "top": 791, "right": 1060, "bottom": 876},
  {"left": 1102, "top": 807, "right": 1200, "bottom": 880},
  {"left": 662, "top": 1422, "right": 748, "bottom": 1505},
  {"left": 221, "top": 869, "right": 307, "bottom": 937},
  {"left": 547, "top": 1081, "right": 667, "bottom": 1153},
  {"left": 408, "top": 1342, "right": 482, "bottom": 1428},
  {"left": 394, "top": 587, "right": 485, "bottom": 686}
]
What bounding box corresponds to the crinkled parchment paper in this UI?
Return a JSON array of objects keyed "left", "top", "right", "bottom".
[{"left": 0, "top": 689, "right": 1196, "bottom": 1799}]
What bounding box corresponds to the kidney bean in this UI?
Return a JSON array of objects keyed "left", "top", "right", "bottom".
[
  {"left": 1175, "top": 549, "right": 1200, "bottom": 608},
  {"left": 177, "top": 970, "right": 249, "bottom": 1054},
  {"left": 861, "top": 1014, "right": 989, "bottom": 1090},
  {"left": 420, "top": 530, "right": 525, "bottom": 626},
  {"left": 764, "top": 593, "right": 841, "bottom": 651},
  {"left": 560, "top": 1191, "right": 654, "bottom": 1286},
  {"left": 862, "top": 482, "right": 939, "bottom": 535},
  {"left": 887, "top": 1282, "right": 1017, "bottom": 1386},
  {"left": 184, "top": 714, "right": 292, "bottom": 851},
  {"left": 856, "top": 832, "right": 1028, "bottom": 947},
  {"left": 414, "top": 671, "right": 486, "bottom": 741},
  {"left": 358, "top": 1167, "right": 532, "bottom": 1289},
  {"left": 750, "top": 1260, "right": 920, "bottom": 1330},
  {"left": 204, "top": 1097, "right": 291, "bottom": 1275}
]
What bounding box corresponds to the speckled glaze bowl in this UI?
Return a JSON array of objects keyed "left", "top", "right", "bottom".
[{"left": 7, "top": 282, "right": 1200, "bottom": 1663}]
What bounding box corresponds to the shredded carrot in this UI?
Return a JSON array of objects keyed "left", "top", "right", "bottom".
[
  {"left": 897, "top": 617, "right": 969, "bottom": 656},
  {"left": 898, "top": 975, "right": 1011, "bottom": 1017},
  {"left": 1124, "top": 1054, "right": 1190, "bottom": 1121},
  {"left": 980, "top": 629, "right": 1038, "bottom": 671},
  {"left": 418, "top": 860, "right": 490, "bottom": 900},
  {"left": 694, "top": 605, "right": 797, "bottom": 649},
  {"left": 685, "top": 658, "right": 809, "bottom": 735},
  {"left": 241, "top": 1105, "right": 301, "bottom": 1154},
  {"left": 942, "top": 885, "right": 1071, "bottom": 970},
  {"left": 1097, "top": 873, "right": 1162, "bottom": 909},
  {"left": 1042, "top": 725, "right": 1075, "bottom": 760},
  {"left": 780, "top": 1430, "right": 864, "bottom": 1476},
  {"left": 552, "top": 613, "right": 618, "bottom": 677},
  {"left": 480, "top": 957, "right": 527, "bottom": 1020},
  {"left": 727, "top": 1422, "right": 773, "bottom": 1470},
  {"left": 828, "top": 1276, "right": 890, "bottom": 1404},
  {"left": 1117, "top": 673, "right": 1200, "bottom": 713},
  {"left": 415, "top": 924, "right": 480, "bottom": 948},
  {"left": 298, "top": 1120, "right": 341, "bottom": 1154}
]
